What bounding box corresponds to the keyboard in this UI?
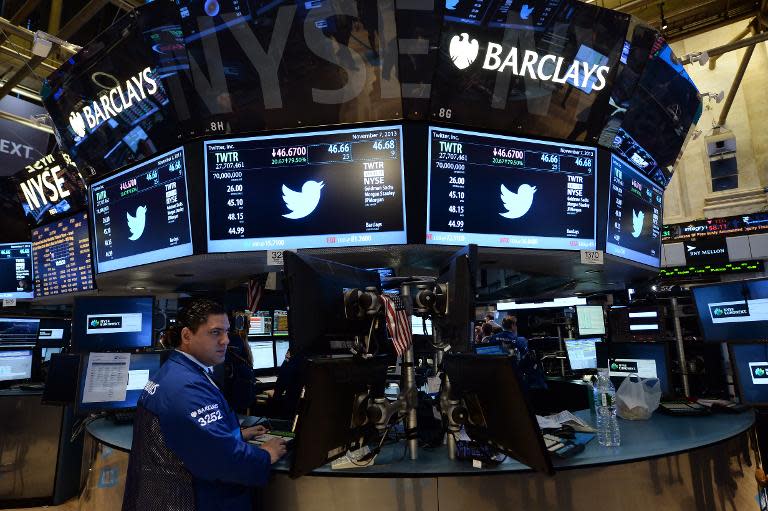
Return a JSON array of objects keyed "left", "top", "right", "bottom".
[{"left": 659, "top": 401, "right": 710, "bottom": 416}]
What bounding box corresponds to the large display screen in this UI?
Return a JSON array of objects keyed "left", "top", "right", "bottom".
[
  {"left": 13, "top": 151, "right": 87, "bottom": 226},
  {"left": 32, "top": 212, "right": 95, "bottom": 297},
  {"left": 72, "top": 296, "right": 154, "bottom": 352},
  {"left": 41, "top": 2, "right": 191, "bottom": 177},
  {"left": 692, "top": 279, "right": 768, "bottom": 343},
  {"left": 596, "top": 341, "right": 670, "bottom": 394},
  {"left": 729, "top": 343, "right": 768, "bottom": 405},
  {"left": 683, "top": 236, "right": 729, "bottom": 266},
  {"left": 205, "top": 126, "right": 407, "bottom": 252},
  {"left": 610, "top": 42, "right": 702, "bottom": 187},
  {"left": 606, "top": 154, "right": 663, "bottom": 267},
  {"left": 90, "top": 147, "right": 193, "bottom": 273},
  {"left": 0, "top": 318, "right": 40, "bottom": 346},
  {"left": 426, "top": 127, "right": 596, "bottom": 250},
  {"left": 429, "top": 1, "right": 629, "bottom": 142},
  {"left": 0, "top": 243, "right": 33, "bottom": 299}
]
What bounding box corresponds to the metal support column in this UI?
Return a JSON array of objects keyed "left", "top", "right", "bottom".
[
  {"left": 671, "top": 297, "right": 690, "bottom": 396},
  {"left": 401, "top": 344, "right": 418, "bottom": 460}
]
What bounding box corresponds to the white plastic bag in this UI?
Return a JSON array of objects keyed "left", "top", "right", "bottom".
[{"left": 615, "top": 374, "right": 662, "bottom": 420}]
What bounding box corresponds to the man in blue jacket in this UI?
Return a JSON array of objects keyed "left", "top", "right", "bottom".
[{"left": 123, "top": 299, "right": 286, "bottom": 511}]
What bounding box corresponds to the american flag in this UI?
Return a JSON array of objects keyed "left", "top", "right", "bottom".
[
  {"left": 247, "top": 277, "right": 264, "bottom": 313},
  {"left": 381, "top": 294, "right": 412, "bottom": 356}
]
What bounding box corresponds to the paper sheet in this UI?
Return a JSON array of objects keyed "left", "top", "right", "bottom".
[
  {"left": 81, "top": 352, "right": 130, "bottom": 403},
  {"left": 536, "top": 410, "right": 596, "bottom": 432}
]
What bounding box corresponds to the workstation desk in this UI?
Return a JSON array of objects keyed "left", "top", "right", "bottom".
[{"left": 82, "top": 410, "right": 757, "bottom": 511}]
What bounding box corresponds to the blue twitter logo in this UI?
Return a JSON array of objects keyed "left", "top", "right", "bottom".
[
  {"left": 520, "top": 4, "right": 534, "bottom": 20},
  {"left": 282, "top": 181, "right": 324, "bottom": 219},
  {"left": 446, "top": 0, "right": 459, "bottom": 10},
  {"left": 500, "top": 184, "right": 536, "bottom": 219},
  {"left": 127, "top": 205, "right": 147, "bottom": 241},
  {"left": 631, "top": 209, "right": 645, "bottom": 238}
]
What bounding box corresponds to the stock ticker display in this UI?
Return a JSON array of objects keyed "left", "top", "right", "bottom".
[
  {"left": 90, "top": 147, "right": 193, "bottom": 273},
  {"left": 32, "top": 211, "right": 94, "bottom": 297},
  {"left": 0, "top": 243, "right": 33, "bottom": 299},
  {"left": 606, "top": 154, "right": 663, "bottom": 267},
  {"left": 426, "top": 127, "right": 596, "bottom": 250},
  {"left": 205, "top": 126, "right": 407, "bottom": 252}
]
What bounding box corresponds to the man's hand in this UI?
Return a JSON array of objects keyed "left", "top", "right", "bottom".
[
  {"left": 241, "top": 425, "right": 269, "bottom": 441},
  {"left": 260, "top": 438, "right": 287, "bottom": 464}
]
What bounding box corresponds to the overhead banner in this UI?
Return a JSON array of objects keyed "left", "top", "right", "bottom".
[{"left": 12, "top": 151, "right": 87, "bottom": 226}]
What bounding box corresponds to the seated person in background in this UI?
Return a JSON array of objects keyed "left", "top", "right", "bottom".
[
  {"left": 492, "top": 316, "right": 528, "bottom": 357},
  {"left": 492, "top": 316, "right": 546, "bottom": 391},
  {"left": 485, "top": 312, "right": 502, "bottom": 333},
  {"left": 265, "top": 349, "right": 306, "bottom": 420},
  {"left": 213, "top": 328, "right": 255, "bottom": 415},
  {"left": 479, "top": 322, "right": 495, "bottom": 344}
]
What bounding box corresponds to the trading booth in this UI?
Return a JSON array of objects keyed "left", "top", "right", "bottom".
[{"left": 3, "top": 1, "right": 762, "bottom": 510}]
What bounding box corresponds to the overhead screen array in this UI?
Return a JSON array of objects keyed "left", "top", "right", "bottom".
[
  {"left": 205, "top": 126, "right": 407, "bottom": 252},
  {"left": 426, "top": 127, "right": 596, "bottom": 250},
  {"left": 605, "top": 154, "right": 663, "bottom": 267},
  {"left": 90, "top": 147, "right": 193, "bottom": 273},
  {"left": 31, "top": 211, "right": 94, "bottom": 297}
]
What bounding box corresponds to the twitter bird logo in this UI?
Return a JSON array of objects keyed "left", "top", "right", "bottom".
[
  {"left": 282, "top": 180, "right": 324, "bottom": 219},
  {"left": 631, "top": 209, "right": 645, "bottom": 238},
  {"left": 127, "top": 205, "right": 148, "bottom": 241},
  {"left": 445, "top": 0, "right": 459, "bottom": 10},
  {"left": 499, "top": 184, "right": 536, "bottom": 219},
  {"left": 520, "top": 4, "right": 534, "bottom": 20}
]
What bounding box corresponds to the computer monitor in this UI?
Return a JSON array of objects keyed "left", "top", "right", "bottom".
[
  {"left": 72, "top": 296, "right": 154, "bottom": 352},
  {"left": 0, "top": 348, "right": 33, "bottom": 383},
  {"left": 0, "top": 318, "right": 40, "bottom": 346},
  {"left": 275, "top": 340, "right": 289, "bottom": 366},
  {"left": 474, "top": 344, "right": 506, "bottom": 356},
  {"left": 576, "top": 306, "right": 605, "bottom": 336},
  {"left": 432, "top": 245, "right": 478, "bottom": 353},
  {"left": 412, "top": 316, "right": 433, "bottom": 336},
  {"left": 692, "top": 278, "right": 768, "bottom": 342},
  {"left": 442, "top": 354, "right": 553, "bottom": 475},
  {"left": 273, "top": 310, "right": 289, "bottom": 337},
  {"left": 248, "top": 314, "right": 272, "bottom": 337},
  {"left": 41, "top": 347, "right": 63, "bottom": 362},
  {"left": 565, "top": 338, "right": 602, "bottom": 371},
  {"left": 249, "top": 341, "right": 275, "bottom": 370},
  {"left": 37, "top": 317, "right": 70, "bottom": 347},
  {"left": 283, "top": 252, "right": 381, "bottom": 356},
  {"left": 42, "top": 353, "right": 81, "bottom": 404},
  {"left": 0, "top": 242, "right": 34, "bottom": 299},
  {"left": 290, "top": 356, "right": 389, "bottom": 478},
  {"left": 728, "top": 342, "right": 768, "bottom": 406},
  {"left": 596, "top": 342, "right": 672, "bottom": 396},
  {"left": 608, "top": 306, "right": 664, "bottom": 342},
  {"left": 75, "top": 352, "right": 162, "bottom": 415}
]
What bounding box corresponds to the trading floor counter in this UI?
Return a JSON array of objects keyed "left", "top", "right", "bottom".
[{"left": 82, "top": 409, "right": 758, "bottom": 511}]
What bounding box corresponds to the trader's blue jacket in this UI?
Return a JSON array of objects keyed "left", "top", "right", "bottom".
[{"left": 137, "top": 350, "right": 271, "bottom": 510}]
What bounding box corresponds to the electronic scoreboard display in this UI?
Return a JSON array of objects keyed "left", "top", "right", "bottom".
[
  {"left": 205, "top": 126, "right": 407, "bottom": 252},
  {"left": 0, "top": 243, "right": 33, "bottom": 299},
  {"left": 606, "top": 154, "right": 663, "bottom": 267},
  {"left": 90, "top": 147, "right": 193, "bottom": 273},
  {"left": 32, "top": 211, "right": 94, "bottom": 297},
  {"left": 426, "top": 126, "right": 596, "bottom": 250}
]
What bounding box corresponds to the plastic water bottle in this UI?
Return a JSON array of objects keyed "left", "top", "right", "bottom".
[{"left": 594, "top": 368, "right": 621, "bottom": 447}]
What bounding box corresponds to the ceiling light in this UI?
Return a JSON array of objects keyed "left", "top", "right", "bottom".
[{"left": 660, "top": 3, "right": 668, "bottom": 30}]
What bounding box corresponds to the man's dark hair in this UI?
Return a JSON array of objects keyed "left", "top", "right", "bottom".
[
  {"left": 481, "top": 322, "right": 494, "bottom": 337},
  {"left": 165, "top": 299, "right": 226, "bottom": 347},
  {"left": 502, "top": 316, "right": 517, "bottom": 331},
  {"left": 485, "top": 312, "right": 495, "bottom": 321}
]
